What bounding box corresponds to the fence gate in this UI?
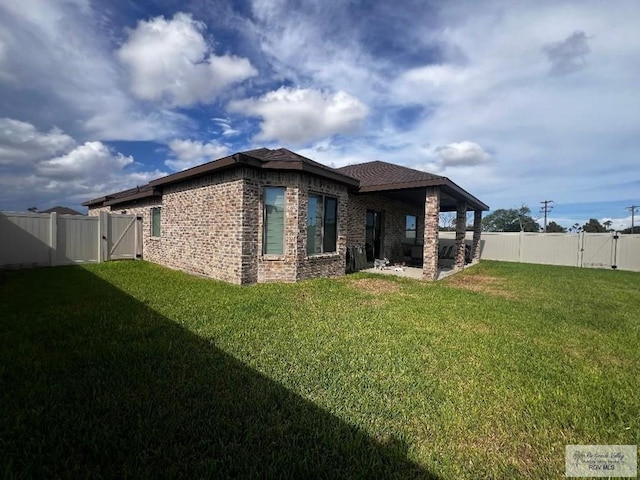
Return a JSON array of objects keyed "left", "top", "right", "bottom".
[
  {"left": 0, "top": 211, "right": 143, "bottom": 269},
  {"left": 106, "top": 214, "right": 143, "bottom": 260}
]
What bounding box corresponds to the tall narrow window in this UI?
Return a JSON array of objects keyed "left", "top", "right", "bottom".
[
  {"left": 307, "top": 194, "right": 338, "bottom": 254},
  {"left": 323, "top": 197, "right": 337, "bottom": 253},
  {"left": 151, "top": 207, "right": 161, "bottom": 237},
  {"left": 263, "top": 187, "right": 285, "bottom": 255},
  {"left": 405, "top": 215, "right": 417, "bottom": 244}
]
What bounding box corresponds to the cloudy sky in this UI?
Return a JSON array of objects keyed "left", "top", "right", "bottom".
[{"left": 1, "top": 0, "right": 638, "bottom": 229}]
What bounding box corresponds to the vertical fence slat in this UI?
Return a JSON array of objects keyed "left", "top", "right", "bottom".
[{"left": 49, "top": 212, "right": 57, "bottom": 267}]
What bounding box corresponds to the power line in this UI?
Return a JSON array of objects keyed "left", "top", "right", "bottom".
[
  {"left": 540, "top": 200, "right": 554, "bottom": 232},
  {"left": 626, "top": 205, "right": 639, "bottom": 234}
]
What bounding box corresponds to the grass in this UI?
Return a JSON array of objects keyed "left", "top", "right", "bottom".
[{"left": 1, "top": 260, "right": 638, "bottom": 479}]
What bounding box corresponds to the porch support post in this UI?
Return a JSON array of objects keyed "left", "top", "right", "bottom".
[
  {"left": 471, "top": 210, "right": 482, "bottom": 261},
  {"left": 454, "top": 201, "right": 467, "bottom": 269},
  {"left": 422, "top": 187, "right": 440, "bottom": 281}
]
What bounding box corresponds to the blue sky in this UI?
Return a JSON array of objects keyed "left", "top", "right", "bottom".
[{"left": 0, "top": 0, "right": 638, "bottom": 229}]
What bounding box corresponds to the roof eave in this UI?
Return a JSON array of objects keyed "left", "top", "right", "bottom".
[
  {"left": 104, "top": 189, "right": 161, "bottom": 207},
  {"left": 357, "top": 178, "right": 445, "bottom": 192},
  {"left": 148, "top": 154, "right": 246, "bottom": 187},
  {"left": 82, "top": 195, "right": 111, "bottom": 207},
  {"left": 440, "top": 180, "right": 490, "bottom": 211},
  {"left": 357, "top": 179, "right": 489, "bottom": 211}
]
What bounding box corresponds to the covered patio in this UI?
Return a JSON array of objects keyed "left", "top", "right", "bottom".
[{"left": 338, "top": 161, "right": 489, "bottom": 281}]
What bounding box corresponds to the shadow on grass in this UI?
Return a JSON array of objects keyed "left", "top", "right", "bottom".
[{"left": 0, "top": 266, "right": 437, "bottom": 479}]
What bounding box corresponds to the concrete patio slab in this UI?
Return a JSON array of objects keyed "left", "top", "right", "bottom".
[{"left": 359, "top": 260, "right": 480, "bottom": 281}]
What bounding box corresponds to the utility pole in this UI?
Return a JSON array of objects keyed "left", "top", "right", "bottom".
[
  {"left": 626, "top": 205, "right": 639, "bottom": 234},
  {"left": 540, "top": 200, "right": 554, "bottom": 233}
]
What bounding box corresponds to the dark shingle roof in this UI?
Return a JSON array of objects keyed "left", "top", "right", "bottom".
[
  {"left": 337, "top": 161, "right": 444, "bottom": 189},
  {"left": 337, "top": 160, "right": 489, "bottom": 211},
  {"left": 39, "top": 206, "right": 84, "bottom": 215},
  {"left": 84, "top": 148, "right": 358, "bottom": 208},
  {"left": 147, "top": 147, "right": 359, "bottom": 189},
  {"left": 83, "top": 148, "right": 488, "bottom": 211}
]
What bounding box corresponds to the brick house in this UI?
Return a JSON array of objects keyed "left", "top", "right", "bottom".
[{"left": 84, "top": 148, "right": 488, "bottom": 284}]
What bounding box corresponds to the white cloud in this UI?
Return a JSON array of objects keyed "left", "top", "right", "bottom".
[
  {"left": 380, "top": 1, "right": 640, "bottom": 209},
  {"left": 434, "top": 141, "right": 492, "bottom": 167},
  {"left": 0, "top": 118, "right": 76, "bottom": 165},
  {"left": 0, "top": 0, "right": 189, "bottom": 141},
  {"left": 229, "top": 87, "right": 369, "bottom": 144},
  {"left": 165, "top": 139, "right": 228, "bottom": 171},
  {"left": 245, "top": 0, "right": 386, "bottom": 105},
  {"left": 116, "top": 12, "right": 257, "bottom": 107},
  {"left": 0, "top": 119, "right": 165, "bottom": 212},
  {"left": 213, "top": 117, "right": 240, "bottom": 136},
  {"left": 36, "top": 141, "right": 133, "bottom": 180}
]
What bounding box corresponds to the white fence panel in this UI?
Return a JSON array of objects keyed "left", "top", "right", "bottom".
[
  {"left": 615, "top": 234, "right": 640, "bottom": 272},
  {"left": 520, "top": 233, "right": 580, "bottom": 267},
  {"left": 580, "top": 233, "right": 615, "bottom": 269},
  {"left": 57, "top": 215, "right": 99, "bottom": 264},
  {"left": 0, "top": 213, "right": 51, "bottom": 267},
  {"left": 469, "top": 230, "right": 639, "bottom": 272},
  {"left": 0, "top": 212, "right": 140, "bottom": 269},
  {"left": 478, "top": 232, "right": 520, "bottom": 262}
]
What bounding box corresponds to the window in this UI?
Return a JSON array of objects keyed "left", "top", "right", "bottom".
[
  {"left": 405, "top": 215, "right": 417, "bottom": 244},
  {"left": 151, "top": 207, "right": 161, "bottom": 237},
  {"left": 307, "top": 194, "right": 338, "bottom": 254},
  {"left": 263, "top": 187, "right": 285, "bottom": 255}
]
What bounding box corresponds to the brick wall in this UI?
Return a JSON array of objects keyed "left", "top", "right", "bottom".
[
  {"left": 243, "top": 170, "right": 348, "bottom": 283},
  {"left": 295, "top": 175, "right": 349, "bottom": 281},
  {"left": 90, "top": 170, "right": 247, "bottom": 284},
  {"left": 89, "top": 168, "right": 350, "bottom": 284},
  {"left": 160, "top": 173, "right": 245, "bottom": 283},
  {"left": 87, "top": 206, "right": 109, "bottom": 217}
]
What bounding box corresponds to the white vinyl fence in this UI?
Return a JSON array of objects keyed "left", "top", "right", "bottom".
[
  {"left": 0, "top": 211, "right": 142, "bottom": 269},
  {"left": 439, "top": 231, "right": 640, "bottom": 272}
]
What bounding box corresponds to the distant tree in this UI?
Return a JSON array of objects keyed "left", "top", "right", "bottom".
[
  {"left": 482, "top": 206, "right": 540, "bottom": 232},
  {"left": 569, "top": 223, "right": 582, "bottom": 233},
  {"left": 27, "top": 206, "right": 38, "bottom": 212},
  {"left": 439, "top": 212, "right": 456, "bottom": 231},
  {"left": 620, "top": 226, "right": 637, "bottom": 234},
  {"left": 602, "top": 220, "right": 613, "bottom": 231},
  {"left": 581, "top": 218, "right": 607, "bottom": 233},
  {"left": 545, "top": 221, "right": 566, "bottom": 233}
]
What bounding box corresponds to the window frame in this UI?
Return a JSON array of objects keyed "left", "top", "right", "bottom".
[
  {"left": 405, "top": 214, "right": 417, "bottom": 244},
  {"left": 151, "top": 206, "right": 161, "bottom": 238},
  {"left": 262, "top": 186, "right": 286, "bottom": 256},
  {"left": 307, "top": 193, "right": 339, "bottom": 256}
]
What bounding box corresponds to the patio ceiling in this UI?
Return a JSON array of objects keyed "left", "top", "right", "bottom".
[{"left": 357, "top": 187, "right": 487, "bottom": 212}]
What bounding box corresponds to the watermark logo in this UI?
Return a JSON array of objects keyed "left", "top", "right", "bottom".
[{"left": 566, "top": 445, "right": 637, "bottom": 477}]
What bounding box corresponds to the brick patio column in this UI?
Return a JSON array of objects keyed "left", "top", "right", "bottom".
[
  {"left": 454, "top": 201, "right": 467, "bottom": 269},
  {"left": 422, "top": 187, "right": 440, "bottom": 281},
  {"left": 471, "top": 210, "right": 482, "bottom": 261}
]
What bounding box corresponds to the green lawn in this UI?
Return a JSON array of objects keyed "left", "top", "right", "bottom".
[{"left": 1, "top": 260, "right": 638, "bottom": 479}]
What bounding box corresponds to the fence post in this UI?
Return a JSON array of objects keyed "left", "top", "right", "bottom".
[
  {"left": 578, "top": 231, "right": 585, "bottom": 268},
  {"left": 518, "top": 232, "right": 524, "bottom": 263},
  {"left": 98, "top": 211, "right": 109, "bottom": 262},
  {"left": 49, "top": 212, "right": 57, "bottom": 267}
]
